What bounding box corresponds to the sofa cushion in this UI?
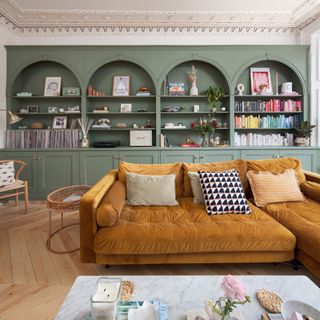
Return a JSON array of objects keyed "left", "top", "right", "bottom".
[
  {"left": 198, "top": 170, "right": 251, "bottom": 215},
  {"left": 188, "top": 172, "right": 204, "bottom": 204},
  {"left": 265, "top": 198, "right": 320, "bottom": 263},
  {"left": 94, "top": 198, "right": 295, "bottom": 255},
  {"left": 300, "top": 181, "right": 320, "bottom": 202},
  {"left": 247, "top": 169, "right": 305, "bottom": 207},
  {"left": 126, "top": 173, "right": 178, "bottom": 206},
  {"left": 119, "top": 161, "right": 183, "bottom": 197},
  {"left": 96, "top": 180, "right": 126, "bottom": 227},
  {"left": 183, "top": 159, "right": 247, "bottom": 197},
  {"left": 246, "top": 157, "right": 306, "bottom": 185}
]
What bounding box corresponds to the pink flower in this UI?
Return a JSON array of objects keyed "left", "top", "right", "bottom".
[
  {"left": 210, "top": 118, "right": 218, "bottom": 129},
  {"left": 191, "top": 121, "right": 197, "bottom": 129},
  {"left": 221, "top": 275, "right": 247, "bottom": 301}
]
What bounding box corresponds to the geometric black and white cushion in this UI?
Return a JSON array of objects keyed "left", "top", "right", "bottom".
[
  {"left": 0, "top": 161, "right": 15, "bottom": 187},
  {"left": 198, "top": 170, "right": 251, "bottom": 215}
]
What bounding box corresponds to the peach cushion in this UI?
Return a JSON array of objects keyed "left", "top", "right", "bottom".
[
  {"left": 182, "top": 159, "right": 247, "bottom": 197},
  {"left": 94, "top": 198, "right": 295, "bottom": 255},
  {"left": 247, "top": 169, "right": 305, "bottom": 207},
  {"left": 118, "top": 162, "right": 183, "bottom": 197},
  {"left": 246, "top": 157, "right": 306, "bottom": 185}
]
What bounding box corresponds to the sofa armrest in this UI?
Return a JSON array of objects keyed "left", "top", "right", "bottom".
[
  {"left": 304, "top": 170, "right": 320, "bottom": 183},
  {"left": 80, "top": 169, "right": 118, "bottom": 263}
]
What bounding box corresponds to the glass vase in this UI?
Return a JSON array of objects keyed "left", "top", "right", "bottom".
[
  {"left": 81, "top": 134, "right": 89, "bottom": 148},
  {"left": 200, "top": 134, "right": 209, "bottom": 147}
]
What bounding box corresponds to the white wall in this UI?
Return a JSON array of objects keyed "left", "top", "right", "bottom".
[{"left": 0, "top": 24, "right": 18, "bottom": 148}]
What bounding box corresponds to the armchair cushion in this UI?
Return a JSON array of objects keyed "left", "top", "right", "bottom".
[
  {"left": 0, "top": 161, "right": 15, "bottom": 187},
  {"left": 300, "top": 181, "right": 320, "bottom": 202}
]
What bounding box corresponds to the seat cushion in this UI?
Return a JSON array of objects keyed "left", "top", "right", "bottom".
[
  {"left": 94, "top": 198, "right": 295, "bottom": 255},
  {"left": 265, "top": 198, "right": 320, "bottom": 263},
  {"left": 0, "top": 179, "right": 25, "bottom": 191}
]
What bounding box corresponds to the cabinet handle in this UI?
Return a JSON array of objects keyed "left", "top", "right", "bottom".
[
  {"left": 199, "top": 155, "right": 204, "bottom": 159},
  {"left": 33, "top": 156, "right": 37, "bottom": 160},
  {"left": 194, "top": 155, "right": 199, "bottom": 160},
  {"left": 273, "top": 155, "right": 280, "bottom": 159}
]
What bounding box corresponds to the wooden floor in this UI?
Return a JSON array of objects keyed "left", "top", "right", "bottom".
[{"left": 0, "top": 201, "right": 319, "bottom": 319}]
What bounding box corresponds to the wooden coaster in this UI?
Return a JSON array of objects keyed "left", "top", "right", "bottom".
[
  {"left": 120, "top": 280, "right": 135, "bottom": 301},
  {"left": 256, "top": 289, "right": 283, "bottom": 313}
]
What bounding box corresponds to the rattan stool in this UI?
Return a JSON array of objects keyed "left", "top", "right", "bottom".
[{"left": 46, "top": 185, "right": 91, "bottom": 254}]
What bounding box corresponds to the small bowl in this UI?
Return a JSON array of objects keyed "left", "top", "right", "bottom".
[{"left": 281, "top": 300, "right": 320, "bottom": 320}]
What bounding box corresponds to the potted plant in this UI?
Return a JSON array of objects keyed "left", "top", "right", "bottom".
[
  {"left": 294, "top": 120, "right": 316, "bottom": 147},
  {"left": 206, "top": 86, "right": 225, "bottom": 113}
]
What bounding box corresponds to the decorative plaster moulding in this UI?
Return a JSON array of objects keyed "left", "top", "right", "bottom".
[{"left": 0, "top": 0, "right": 320, "bottom": 35}]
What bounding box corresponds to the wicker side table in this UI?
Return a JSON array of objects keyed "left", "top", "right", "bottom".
[{"left": 46, "top": 185, "right": 91, "bottom": 254}]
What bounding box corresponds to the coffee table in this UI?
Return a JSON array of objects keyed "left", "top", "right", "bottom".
[{"left": 55, "top": 275, "right": 320, "bottom": 320}]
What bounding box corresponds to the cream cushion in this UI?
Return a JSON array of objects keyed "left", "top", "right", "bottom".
[
  {"left": 126, "top": 173, "right": 178, "bottom": 206},
  {"left": 188, "top": 172, "right": 204, "bottom": 204},
  {"left": 247, "top": 169, "right": 305, "bottom": 207}
]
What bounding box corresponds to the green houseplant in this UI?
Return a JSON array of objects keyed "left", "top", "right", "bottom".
[
  {"left": 294, "top": 121, "right": 316, "bottom": 147},
  {"left": 206, "top": 86, "right": 225, "bottom": 113}
]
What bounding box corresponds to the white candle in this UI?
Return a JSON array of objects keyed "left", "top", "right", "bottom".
[{"left": 91, "top": 278, "right": 121, "bottom": 320}]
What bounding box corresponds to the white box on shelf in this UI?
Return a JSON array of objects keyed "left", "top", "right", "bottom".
[{"left": 130, "top": 130, "right": 152, "bottom": 146}]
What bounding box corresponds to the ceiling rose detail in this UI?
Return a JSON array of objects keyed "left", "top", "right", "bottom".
[{"left": 0, "top": 0, "right": 319, "bottom": 35}]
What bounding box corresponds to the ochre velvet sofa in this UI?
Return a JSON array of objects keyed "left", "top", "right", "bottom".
[{"left": 80, "top": 157, "right": 320, "bottom": 278}]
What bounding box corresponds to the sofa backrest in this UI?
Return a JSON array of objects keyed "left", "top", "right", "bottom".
[{"left": 118, "top": 161, "right": 184, "bottom": 197}]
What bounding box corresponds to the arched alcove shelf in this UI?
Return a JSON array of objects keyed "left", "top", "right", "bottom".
[
  {"left": 86, "top": 60, "right": 157, "bottom": 147},
  {"left": 159, "top": 60, "right": 231, "bottom": 147},
  {"left": 9, "top": 60, "right": 82, "bottom": 130},
  {"left": 233, "top": 59, "right": 305, "bottom": 147}
]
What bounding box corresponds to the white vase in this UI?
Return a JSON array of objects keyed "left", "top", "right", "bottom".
[{"left": 190, "top": 81, "right": 198, "bottom": 96}]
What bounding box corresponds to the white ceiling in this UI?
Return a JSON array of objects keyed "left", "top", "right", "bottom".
[{"left": 0, "top": 0, "right": 320, "bottom": 34}]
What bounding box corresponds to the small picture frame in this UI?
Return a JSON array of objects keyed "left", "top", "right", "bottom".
[
  {"left": 48, "top": 106, "right": 58, "bottom": 114},
  {"left": 52, "top": 116, "right": 67, "bottom": 129},
  {"left": 250, "top": 68, "right": 273, "bottom": 95},
  {"left": 27, "top": 105, "right": 39, "bottom": 113},
  {"left": 120, "top": 103, "right": 132, "bottom": 113},
  {"left": 63, "top": 87, "right": 80, "bottom": 96},
  {"left": 44, "top": 77, "right": 62, "bottom": 96},
  {"left": 112, "top": 76, "right": 130, "bottom": 96}
]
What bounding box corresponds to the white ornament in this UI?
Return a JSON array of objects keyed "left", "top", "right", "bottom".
[{"left": 237, "top": 83, "right": 244, "bottom": 96}]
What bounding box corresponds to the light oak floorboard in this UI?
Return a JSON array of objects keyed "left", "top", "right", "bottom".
[{"left": 0, "top": 201, "right": 319, "bottom": 318}]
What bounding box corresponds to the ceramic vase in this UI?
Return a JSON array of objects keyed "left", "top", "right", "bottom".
[{"left": 190, "top": 81, "right": 199, "bottom": 96}]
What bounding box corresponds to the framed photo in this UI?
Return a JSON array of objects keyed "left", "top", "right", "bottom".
[
  {"left": 44, "top": 77, "right": 62, "bottom": 96},
  {"left": 27, "top": 105, "right": 39, "bottom": 113},
  {"left": 120, "top": 103, "right": 132, "bottom": 113},
  {"left": 63, "top": 87, "right": 80, "bottom": 96},
  {"left": 168, "top": 82, "right": 185, "bottom": 96},
  {"left": 48, "top": 106, "right": 58, "bottom": 114},
  {"left": 112, "top": 76, "right": 130, "bottom": 96},
  {"left": 250, "top": 68, "right": 273, "bottom": 95},
  {"left": 52, "top": 116, "right": 67, "bottom": 129}
]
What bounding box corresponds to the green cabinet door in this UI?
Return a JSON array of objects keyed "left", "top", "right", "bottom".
[
  {"left": 240, "top": 149, "right": 279, "bottom": 160},
  {"left": 160, "top": 150, "right": 198, "bottom": 163},
  {"left": 118, "top": 151, "right": 160, "bottom": 164},
  {"left": 38, "top": 151, "right": 80, "bottom": 197},
  {"left": 280, "top": 149, "right": 319, "bottom": 172},
  {"left": 80, "top": 151, "right": 118, "bottom": 185},
  {"left": 199, "top": 150, "right": 240, "bottom": 163},
  {"left": 0, "top": 151, "right": 38, "bottom": 196}
]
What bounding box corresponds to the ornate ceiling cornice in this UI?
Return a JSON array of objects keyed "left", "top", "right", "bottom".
[{"left": 0, "top": 0, "right": 319, "bottom": 35}]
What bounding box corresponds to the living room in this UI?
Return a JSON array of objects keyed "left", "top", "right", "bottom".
[{"left": 0, "top": 1, "right": 320, "bottom": 319}]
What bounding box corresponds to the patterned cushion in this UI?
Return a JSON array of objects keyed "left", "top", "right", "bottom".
[
  {"left": 198, "top": 170, "right": 251, "bottom": 215},
  {"left": 0, "top": 161, "right": 15, "bottom": 187},
  {"left": 247, "top": 169, "right": 305, "bottom": 207}
]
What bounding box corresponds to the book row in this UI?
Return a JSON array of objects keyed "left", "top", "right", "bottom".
[
  {"left": 234, "top": 132, "right": 294, "bottom": 146},
  {"left": 234, "top": 99, "right": 302, "bottom": 112}
]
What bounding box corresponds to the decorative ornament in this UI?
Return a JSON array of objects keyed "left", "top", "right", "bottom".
[{"left": 237, "top": 83, "right": 244, "bottom": 96}]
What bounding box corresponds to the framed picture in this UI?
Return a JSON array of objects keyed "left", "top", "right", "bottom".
[
  {"left": 48, "top": 106, "right": 58, "bottom": 114},
  {"left": 168, "top": 82, "right": 185, "bottom": 96},
  {"left": 52, "top": 116, "right": 67, "bottom": 129},
  {"left": 44, "top": 77, "right": 62, "bottom": 96},
  {"left": 120, "top": 103, "right": 132, "bottom": 113},
  {"left": 27, "top": 105, "right": 39, "bottom": 113},
  {"left": 63, "top": 87, "right": 80, "bottom": 96},
  {"left": 112, "top": 76, "right": 130, "bottom": 96},
  {"left": 250, "top": 68, "right": 273, "bottom": 95}
]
